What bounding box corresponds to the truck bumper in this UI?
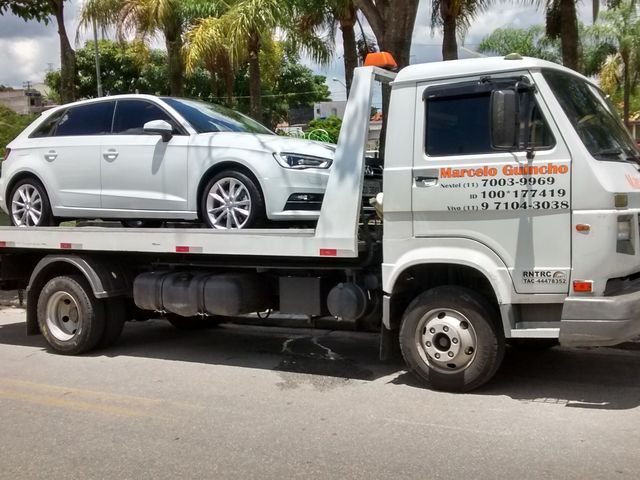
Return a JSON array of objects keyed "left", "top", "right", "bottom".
[{"left": 560, "top": 290, "right": 640, "bottom": 346}]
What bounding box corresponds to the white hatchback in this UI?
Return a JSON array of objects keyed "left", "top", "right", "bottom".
[{"left": 0, "top": 95, "right": 342, "bottom": 229}]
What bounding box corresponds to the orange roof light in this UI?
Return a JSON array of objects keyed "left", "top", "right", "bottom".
[{"left": 364, "top": 52, "right": 398, "bottom": 70}]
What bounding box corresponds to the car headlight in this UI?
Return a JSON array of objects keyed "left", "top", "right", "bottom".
[{"left": 274, "top": 152, "right": 333, "bottom": 169}]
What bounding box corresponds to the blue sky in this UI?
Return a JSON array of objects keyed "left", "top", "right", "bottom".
[{"left": 0, "top": 0, "right": 593, "bottom": 100}]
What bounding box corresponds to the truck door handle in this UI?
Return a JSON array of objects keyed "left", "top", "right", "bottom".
[
  {"left": 414, "top": 176, "right": 438, "bottom": 187},
  {"left": 103, "top": 149, "right": 119, "bottom": 161},
  {"left": 44, "top": 150, "right": 57, "bottom": 161}
]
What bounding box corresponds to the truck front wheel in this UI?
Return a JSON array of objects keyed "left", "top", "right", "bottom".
[
  {"left": 37, "top": 275, "right": 106, "bottom": 355},
  {"left": 399, "top": 286, "right": 505, "bottom": 392}
]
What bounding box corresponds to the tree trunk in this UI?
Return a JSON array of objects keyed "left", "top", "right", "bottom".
[
  {"left": 441, "top": 12, "right": 458, "bottom": 60},
  {"left": 52, "top": 0, "right": 75, "bottom": 103},
  {"left": 248, "top": 31, "right": 262, "bottom": 122},
  {"left": 165, "top": 20, "right": 184, "bottom": 97},
  {"left": 623, "top": 54, "right": 630, "bottom": 127},
  {"left": 559, "top": 0, "right": 580, "bottom": 71},
  {"left": 340, "top": 7, "right": 358, "bottom": 97}
]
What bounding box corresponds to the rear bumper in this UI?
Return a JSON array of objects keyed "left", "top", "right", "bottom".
[{"left": 560, "top": 289, "right": 640, "bottom": 346}]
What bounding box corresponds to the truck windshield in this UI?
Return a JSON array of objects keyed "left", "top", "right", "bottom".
[
  {"left": 542, "top": 69, "right": 640, "bottom": 163},
  {"left": 161, "top": 97, "right": 274, "bottom": 135}
]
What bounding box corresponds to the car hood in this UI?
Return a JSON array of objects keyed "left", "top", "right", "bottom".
[{"left": 191, "top": 132, "right": 335, "bottom": 159}]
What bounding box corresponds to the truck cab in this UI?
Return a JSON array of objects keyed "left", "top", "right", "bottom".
[{"left": 381, "top": 56, "right": 640, "bottom": 387}]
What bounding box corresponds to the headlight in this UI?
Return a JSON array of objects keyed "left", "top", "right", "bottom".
[
  {"left": 617, "top": 216, "right": 632, "bottom": 241},
  {"left": 274, "top": 152, "right": 332, "bottom": 170}
]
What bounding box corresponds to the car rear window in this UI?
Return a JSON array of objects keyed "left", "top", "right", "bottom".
[
  {"left": 30, "top": 109, "right": 67, "bottom": 138},
  {"left": 54, "top": 102, "right": 115, "bottom": 136}
]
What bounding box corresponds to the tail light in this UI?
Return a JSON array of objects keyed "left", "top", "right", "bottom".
[{"left": 3, "top": 148, "right": 10, "bottom": 161}]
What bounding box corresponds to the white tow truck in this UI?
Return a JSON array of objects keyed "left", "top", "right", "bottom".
[{"left": 2, "top": 54, "right": 640, "bottom": 392}]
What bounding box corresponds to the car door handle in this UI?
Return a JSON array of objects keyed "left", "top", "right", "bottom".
[
  {"left": 414, "top": 176, "right": 438, "bottom": 187},
  {"left": 44, "top": 150, "right": 57, "bottom": 161},
  {"left": 103, "top": 149, "right": 119, "bottom": 161}
]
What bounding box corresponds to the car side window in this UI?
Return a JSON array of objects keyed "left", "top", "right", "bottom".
[
  {"left": 54, "top": 102, "right": 115, "bottom": 137},
  {"left": 30, "top": 109, "right": 67, "bottom": 138},
  {"left": 112, "top": 100, "right": 178, "bottom": 135},
  {"left": 425, "top": 89, "right": 554, "bottom": 156}
]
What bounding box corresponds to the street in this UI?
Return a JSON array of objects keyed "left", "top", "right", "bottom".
[{"left": 0, "top": 305, "right": 639, "bottom": 480}]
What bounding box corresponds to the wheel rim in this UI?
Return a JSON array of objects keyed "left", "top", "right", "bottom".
[
  {"left": 415, "top": 308, "right": 478, "bottom": 374},
  {"left": 45, "top": 291, "right": 81, "bottom": 342},
  {"left": 11, "top": 184, "right": 43, "bottom": 227},
  {"left": 206, "top": 177, "right": 252, "bottom": 229}
]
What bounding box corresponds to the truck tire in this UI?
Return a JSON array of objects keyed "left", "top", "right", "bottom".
[
  {"left": 37, "top": 275, "right": 106, "bottom": 355},
  {"left": 399, "top": 286, "right": 505, "bottom": 392},
  {"left": 99, "top": 297, "right": 127, "bottom": 348}
]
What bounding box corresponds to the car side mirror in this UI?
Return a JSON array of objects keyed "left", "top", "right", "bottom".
[
  {"left": 143, "top": 120, "right": 173, "bottom": 142},
  {"left": 490, "top": 90, "right": 518, "bottom": 150}
]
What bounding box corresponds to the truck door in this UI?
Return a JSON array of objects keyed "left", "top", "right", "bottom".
[{"left": 412, "top": 73, "right": 572, "bottom": 294}]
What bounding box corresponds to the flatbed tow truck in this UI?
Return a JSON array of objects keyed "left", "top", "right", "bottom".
[{"left": 2, "top": 54, "right": 640, "bottom": 392}]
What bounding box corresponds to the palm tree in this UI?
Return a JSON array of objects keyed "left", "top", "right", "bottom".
[
  {"left": 186, "top": 0, "right": 331, "bottom": 121},
  {"left": 80, "top": 0, "right": 225, "bottom": 96},
  {"left": 593, "top": 0, "right": 640, "bottom": 126},
  {"left": 430, "top": 0, "right": 491, "bottom": 60}
]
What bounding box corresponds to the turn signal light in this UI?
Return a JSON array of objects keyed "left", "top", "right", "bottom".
[
  {"left": 3, "top": 148, "right": 10, "bottom": 161},
  {"left": 573, "top": 281, "right": 593, "bottom": 293},
  {"left": 575, "top": 224, "right": 591, "bottom": 232},
  {"left": 364, "top": 52, "right": 398, "bottom": 70}
]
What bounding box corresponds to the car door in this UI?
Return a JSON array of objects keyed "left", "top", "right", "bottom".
[
  {"left": 411, "top": 73, "right": 572, "bottom": 294},
  {"left": 100, "top": 99, "right": 189, "bottom": 212},
  {"left": 38, "top": 101, "right": 114, "bottom": 209}
]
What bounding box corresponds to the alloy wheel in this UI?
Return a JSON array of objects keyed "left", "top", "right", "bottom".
[
  {"left": 11, "top": 184, "right": 43, "bottom": 226},
  {"left": 206, "top": 177, "right": 252, "bottom": 229}
]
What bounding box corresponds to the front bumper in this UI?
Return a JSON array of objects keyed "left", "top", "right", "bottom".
[{"left": 560, "top": 289, "right": 640, "bottom": 346}]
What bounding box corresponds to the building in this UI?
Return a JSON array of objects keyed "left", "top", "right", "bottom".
[
  {"left": 0, "top": 89, "right": 45, "bottom": 115},
  {"left": 314, "top": 100, "right": 347, "bottom": 120}
]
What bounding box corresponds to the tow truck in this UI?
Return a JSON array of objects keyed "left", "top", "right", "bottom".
[{"left": 2, "top": 53, "right": 640, "bottom": 392}]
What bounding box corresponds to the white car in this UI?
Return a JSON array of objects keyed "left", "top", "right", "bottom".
[{"left": 0, "top": 95, "right": 341, "bottom": 229}]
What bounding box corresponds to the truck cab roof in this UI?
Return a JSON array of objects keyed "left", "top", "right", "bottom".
[{"left": 393, "top": 55, "right": 594, "bottom": 86}]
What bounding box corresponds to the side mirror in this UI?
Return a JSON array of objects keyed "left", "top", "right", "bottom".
[
  {"left": 143, "top": 120, "right": 173, "bottom": 142},
  {"left": 490, "top": 90, "right": 518, "bottom": 150}
]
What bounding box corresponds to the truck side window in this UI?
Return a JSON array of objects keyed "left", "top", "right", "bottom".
[{"left": 425, "top": 89, "right": 554, "bottom": 156}]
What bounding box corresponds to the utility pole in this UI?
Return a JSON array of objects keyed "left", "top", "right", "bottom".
[{"left": 92, "top": 18, "right": 103, "bottom": 97}]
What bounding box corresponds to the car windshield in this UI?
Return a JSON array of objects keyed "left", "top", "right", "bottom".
[
  {"left": 161, "top": 97, "right": 274, "bottom": 135},
  {"left": 542, "top": 69, "right": 640, "bottom": 163}
]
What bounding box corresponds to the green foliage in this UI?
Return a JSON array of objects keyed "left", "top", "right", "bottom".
[
  {"left": 0, "top": 0, "right": 54, "bottom": 22},
  {"left": 233, "top": 50, "right": 331, "bottom": 128},
  {"left": 478, "top": 26, "right": 562, "bottom": 63},
  {"left": 45, "top": 40, "right": 214, "bottom": 99},
  {"left": 0, "top": 105, "right": 36, "bottom": 157},
  {"left": 307, "top": 115, "right": 342, "bottom": 143}
]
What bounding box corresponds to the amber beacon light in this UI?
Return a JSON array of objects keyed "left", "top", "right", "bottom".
[{"left": 364, "top": 52, "right": 398, "bottom": 70}]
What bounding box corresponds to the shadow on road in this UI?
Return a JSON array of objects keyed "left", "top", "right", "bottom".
[{"left": 1, "top": 317, "right": 639, "bottom": 409}]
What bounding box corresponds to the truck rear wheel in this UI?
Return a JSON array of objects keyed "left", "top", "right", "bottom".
[
  {"left": 99, "top": 297, "right": 127, "bottom": 348},
  {"left": 399, "top": 286, "right": 504, "bottom": 392},
  {"left": 37, "top": 275, "right": 105, "bottom": 355}
]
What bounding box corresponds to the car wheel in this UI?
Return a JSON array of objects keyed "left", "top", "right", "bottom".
[
  {"left": 9, "top": 178, "right": 54, "bottom": 227},
  {"left": 201, "top": 171, "right": 265, "bottom": 229}
]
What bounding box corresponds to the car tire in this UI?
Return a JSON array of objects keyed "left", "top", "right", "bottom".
[
  {"left": 201, "top": 170, "right": 265, "bottom": 229},
  {"left": 9, "top": 177, "right": 55, "bottom": 227},
  {"left": 37, "top": 275, "right": 106, "bottom": 355},
  {"left": 399, "top": 286, "right": 505, "bottom": 392}
]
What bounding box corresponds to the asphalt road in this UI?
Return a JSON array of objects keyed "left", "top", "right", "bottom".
[{"left": 0, "top": 306, "right": 639, "bottom": 480}]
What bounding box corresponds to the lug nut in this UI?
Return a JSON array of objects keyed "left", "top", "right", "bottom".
[
  {"left": 426, "top": 341, "right": 431, "bottom": 347},
  {"left": 452, "top": 338, "right": 458, "bottom": 344},
  {"left": 430, "top": 328, "right": 436, "bottom": 334},
  {"left": 443, "top": 326, "right": 449, "bottom": 332},
  {"left": 465, "top": 347, "right": 474, "bottom": 355},
  {"left": 434, "top": 353, "right": 440, "bottom": 359},
  {"left": 448, "top": 351, "right": 454, "bottom": 358}
]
